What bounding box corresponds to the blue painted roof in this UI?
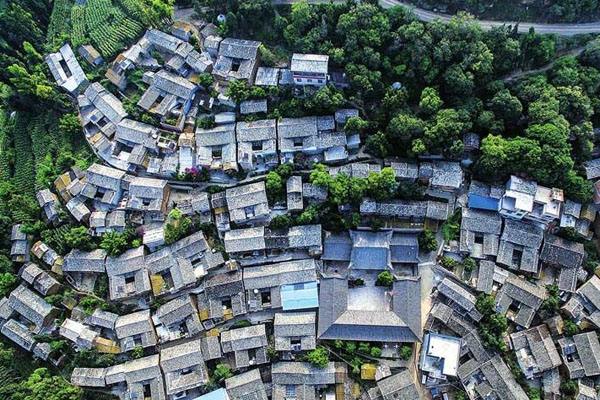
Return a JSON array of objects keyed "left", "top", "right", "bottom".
[
  {"left": 281, "top": 281, "right": 319, "bottom": 310},
  {"left": 468, "top": 194, "right": 499, "bottom": 211},
  {"left": 193, "top": 388, "right": 229, "bottom": 400}
]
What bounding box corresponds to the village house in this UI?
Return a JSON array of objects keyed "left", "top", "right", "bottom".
[
  {"left": 273, "top": 311, "right": 317, "bottom": 353},
  {"left": 558, "top": 331, "right": 600, "bottom": 379},
  {"left": 287, "top": 176, "right": 304, "bottom": 212},
  {"left": 78, "top": 45, "right": 103, "bottom": 66},
  {"left": 236, "top": 119, "right": 278, "bottom": 172},
  {"left": 7, "top": 284, "right": 57, "bottom": 333},
  {"left": 19, "top": 263, "right": 60, "bottom": 296},
  {"left": 243, "top": 259, "right": 319, "bottom": 314},
  {"left": 1, "top": 319, "right": 44, "bottom": 355},
  {"left": 174, "top": 189, "right": 212, "bottom": 223},
  {"left": 10, "top": 224, "right": 30, "bottom": 263},
  {"left": 106, "top": 246, "right": 151, "bottom": 301},
  {"left": 473, "top": 260, "right": 496, "bottom": 294},
  {"left": 436, "top": 277, "right": 483, "bottom": 322},
  {"left": 225, "top": 368, "right": 268, "bottom": 400},
  {"left": 160, "top": 338, "right": 209, "bottom": 399},
  {"left": 240, "top": 99, "right": 268, "bottom": 115},
  {"left": 105, "top": 354, "right": 166, "bottom": 400},
  {"left": 62, "top": 249, "right": 107, "bottom": 292},
  {"left": 499, "top": 176, "right": 563, "bottom": 226},
  {"left": 271, "top": 362, "right": 342, "bottom": 400},
  {"left": 196, "top": 268, "right": 246, "bottom": 327},
  {"left": 496, "top": 219, "right": 544, "bottom": 273},
  {"left": 255, "top": 66, "right": 280, "bottom": 86},
  {"left": 495, "top": 273, "right": 547, "bottom": 328},
  {"left": 321, "top": 230, "right": 420, "bottom": 269},
  {"left": 115, "top": 309, "right": 158, "bottom": 352},
  {"left": 59, "top": 318, "right": 99, "bottom": 351},
  {"left": 114, "top": 119, "right": 160, "bottom": 172},
  {"left": 224, "top": 225, "right": 323, "bottom": 265},
  {"left": 90, "top": 210, "right": 126, "bottom": 236},
  {"left": 467, "top": 180, "right": 504, "bottom": 212},
  {"left": 36, "top": 189, "right": 61, "bottom": 225},
  {"left": 509, "top": 324, "right": 562, "bottom": 380},
  {"left": 146, "top": 231, "right": 220, "bottom": 296},
  {"left": 457, "top": 355, "right": 529, "bottom": 400},
  {"left": 45, "top": 43, "right": 88, "bottom": 94},
  {"left": 220, "top": 324, "right": 269, "bottom": 369},
  {"left": 562, "top": 275, "right": 600, "bottom": 327},
  {"left": 559, "top": 200, "right": 595, "bottom": 239},
  {"left": 422, "top": 161, "right": 464, "bottom": 198},
  {"left": 82, "top": 163, "right": 126, "bottom": 209},
  {"left": 419, "top": 332, "right": 462, "bottom": 387},
  {"left": 225, "top": 181, "right": 270, "bottom": 226},
  {"left": 78, "top": 82, "right": 128, "bottom": 144},
  {"left": 367, "top": 370, "right": 420, "bottom": 400},
  {"left": 196, "top": 123, "right": 238, "bottom": 172},
  {"left": 213, "top": 38, "right": 261, "bottom": 84},
  {"left": 290, "top": 54, "right": 329, "bottom": 87},
  {"left": 278, "top": 116, "right": 350, "bottom": 164},
  {"left": 329, "top": 162, "right": 381, "bottom": 178},
  {"left": 31, "top": 241, "right": 63, "bottom": 271},
  {"left": 126, "top": 177, "right": 171, "bottom": 220},
  {"left": 153, "top": 295, "right": 203, "bottom": 343},
  {"left": 318, "top": 275, "right": 422, "bottom": 351},
  {"left": 539, "top": 234, "right": 585, "bottom": 292},
  {"left": 584, "top": 158, "right": 600, "bottom": 180},
  {"left": 138, "top": 69, "right": 198, "bottom": 127},
  {"left": 359, "top": 198, "right": 450, "bottom": 229},
  {"left": 459, "top": 208, "right": 503, "bottom": 259}
]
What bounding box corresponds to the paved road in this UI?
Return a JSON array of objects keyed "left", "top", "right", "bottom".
[{"left": 273, "top": 0, "right": 600, "bottom": 35}]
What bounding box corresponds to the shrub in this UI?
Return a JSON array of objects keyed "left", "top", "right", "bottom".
[
  {"left": 375, "top": 270, "right": 394, "bottom": 287},
  {"left": 399, "top": 344, "right": 412, "bottom": 360},
  {"left": 370, "top": 347, "right": 382, "bottom": 358},
  {"left": 560, "top": 380, "right": 577, "bottom": 396},
  {"left": 131, "top": 346, "right": 144, "bottom": 359},
  {"left": 100, "top": 231, "right": 129, "bottom": 256},
  {"left": 306, "top": 347, "right": 329, "bottom": 368},
  {"left": 213, "top": 363, "right": 233, "bottom": 382},
  {"left": 269, "top": 214, "right": 293, "bottom": 230},
  {"left": 563, "top": 319, "right": 579, "bottom": 336},
  {"left": 462, "top": 257, "right": 476, "bottom": 273},
  {"left": 440, "top": 256, "right": 458, "bottom": 270}
]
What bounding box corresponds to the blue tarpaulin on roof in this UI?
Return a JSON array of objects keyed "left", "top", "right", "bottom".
[
  {"left": 280, "top": 281, "right": 319, "bottom": 310},
  {"left": 193, "top": 388, "right": 229, "bottom": 400},
  {"left": 468, "top": 194, "right": 499, "bottom": 211}
]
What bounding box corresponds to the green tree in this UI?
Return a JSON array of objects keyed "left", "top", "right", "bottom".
[
  {"left": 365, "top": 132, "right": 390, "bottom": 158},
  {"left": 387, "top": 114, "right": 425, "bottom": 143},
  {"left": 64, "top": 226, "right": 95, "bottom": 251},
  {"left": 0, "top": 273, "right": 16, "bottom": 297},
  {"left": 370, "top": 347, "right": 382, "bottom": 358},
  {"left": 225, "top": 79, "right": 250, "bottom": 103},
  {"left": 306, "top": 347, "right": 329, "bottom": 368},
  {"left": 462, "top": 257, "right": 476, "bottom": 274},
  {"left": 366, "top": 168, "right": 397, "bottom": 201},
  {"left": 100, "top": 232, "right": 129, "bottom": 256},
  {"left": 419, "top": 87, "right": 443, "bottom": 115},
  {"left": 560, "top": 380, "right": 577, "bottom": 396},
  {"left": 9, "top": 368, "right": 82, "bottom": 400},
  {"left": 305, "top": 85, "right": 345, "bottom": 113},
  {"left": 265, "top": 170, "right": 285, "bottom": 203},
  {"left": 488, "top": 89, "right": 523, "bottom": 124},
  {"left": 344, "top": 116, "right": 368, "bottom": 133},
  {"left": 418, "top": 229, "right": 438, "bottom": 252}
]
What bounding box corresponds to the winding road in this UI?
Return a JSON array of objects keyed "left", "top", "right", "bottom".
[{"left": 272, "top": 0, "right": 600, "bottom": 35}]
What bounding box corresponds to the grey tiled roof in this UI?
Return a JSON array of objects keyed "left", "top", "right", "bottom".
[
  {"left": 243, "top": 259, "right": 317, "bottom": 290},
  {"left": 540, "top": 234, "right": 585, "bottom": 269}
]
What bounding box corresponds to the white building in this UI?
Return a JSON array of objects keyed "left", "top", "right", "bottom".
[
  {"left": 290, "top": 54, "right": 329, "bottom": 87},
  {"left": 499, "top": 176, "right": 563, "bottom": 225}
]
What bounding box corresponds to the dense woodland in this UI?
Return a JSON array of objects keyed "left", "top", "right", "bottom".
[
  {"left": 407, "top": 0, "right": 600, "bottom": 23},
  {"left": 1, "top": 0, "right": 600, "bottom": 397}
]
